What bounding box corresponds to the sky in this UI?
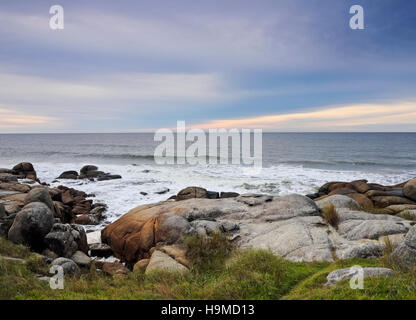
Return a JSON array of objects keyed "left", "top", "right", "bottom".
[{"left": 0, "top": 0, "right": 415, "bottom": 133}]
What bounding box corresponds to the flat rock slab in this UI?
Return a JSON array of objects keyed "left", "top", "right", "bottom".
[
  {"left": 326, "top": 267, "right": 394, "bottom": 286},
  {"left": 102, "top": 193, "right": 413, "bottom": 265}
]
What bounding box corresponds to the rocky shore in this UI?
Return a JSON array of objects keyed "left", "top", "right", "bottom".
[{"left": 2, "top": 162, "right": 416, "bottom": 279}]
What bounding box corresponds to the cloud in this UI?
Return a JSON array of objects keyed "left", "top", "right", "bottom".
[
  {"left": 0, "top": 107, "right": 58, "bottom": 129},
  {"left": 188, "top": 102, "right": 416, "bottom": 131}
]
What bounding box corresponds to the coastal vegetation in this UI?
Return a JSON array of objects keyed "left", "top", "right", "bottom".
[{"left": 1, "top": 235, "right": 416, "bottom": 300}]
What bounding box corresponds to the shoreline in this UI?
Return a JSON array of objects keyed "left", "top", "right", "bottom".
[{"left": 1, "top": 161, "right": 416, "bottom": 299}]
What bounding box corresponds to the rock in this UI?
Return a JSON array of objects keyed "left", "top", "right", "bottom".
[
  {"left": 8, "top": 202, "right": 54, "bottom": 250},
  {"left": 366, "top": 189, "right": 404, "bottom": 198},
  {"left": 0, "top": 203, "right": 5, "bottom": 218},
  {"left": 190, "top": 220, "right": 221, "bottom": 236},
  {"left": 328, "top": 187, "right": 356, "bottom": 196},
  {"left": 0, "top": 168, "right": 16, "bottom": 174},
  {"left": 97, "top": 174, "right": 122, "bottom": 181},
  {"left": 102, "top": 262, "right": 130, "bottom": 277},
  {"left": 51, "top": 258, "right": 80, "bottom": 277},
  {"left": 176, "top": 187, "right": 208, "bottom": 201},
  {"left": 133, "top": 259, "right": 150, "bottom": 273},
  {"left": 206, "top": 191, "right": 220, "bottom": 199},
  {"left": 145, "top": 250, "right": 188, "bottom": 274},
  {"left": 102, "top": 194, "right": 322, "bottom": 263},
  {"left": 12, "top": 162, "right": 37, "bottom": 181},
  {"left": 86, "top": 230, "right": 101, "bottom": 245},
  {"left": 140, "top": 192, "right": 148, "bottom": 196},
  {"left": 3, "top": 203, "right": 21, "bottom": 215},
  {"left": 71, "top": 200, "right": 92, "bottom": 216},
  {"left": 0, "top": 256, "right": 26, "bottom": 264},
  {"left": 57, "top": 171, "right": 79, "bottom": 180},
  {"left": 390, "top": 226, "right": 416, "bottom": 269},
  {"left": 44, "top": 224, "right": 78, "bottom": 258},
  {"left": 70, "top": 250, "right": 91, "bottom": 268},
  {"left": 155, "top": 188, "right": 170, "bottom": 195},
  {"left": 70, "top": 224, "right": 89, "bottom": 254},
  {"left": 403, "top": 178, "right": 416, "bottom": 201},
  {"left": 103, "top": 191, "right": 413, "bottom": 264},
  {"left": 351, "top": 180, "right": 370, "bottom": 193},
  {"left": 61, "top": 190, "right": 75, "bottom": 206},
  {"left": 74, "top": 214, "right": 99, "bottom": 225},
  {"left": 80, "top": 165, "right": 98, "bottom": 175},
  {"left": 372, "top": 196, "right": 415, "bottom": 208},
  {"left": 336, "top": 209, "right": 411, "bottom": 241},
  {"left": 89, "top": 243, "right": 113, "bottom": 258},
  {"left": 220, "top": 192, "right": 240, "bottom": 198},
  {"left": 159, "top": 245, "right": 190, "bottom": 267},
  {"left": 346, "top": 193, "right": 374, "bottom": 210},
  {"left": 0, "top": 173, "right": 18, "bottom": 182},
  {"left": 384, "top": 204, "right": 416, "bottom": 215},
  {"left": 316, "top": 195, "right": 361, "bottom": 211},
  {"left": 24, "top": 188, "right": 54, "bottom": 211},
  {"left": 44, "top": 223, "right": 88, "bottom": 257},
  {"left": 155, "top": 215, "right": 191, "bottom": 244},
  {"left": 41, "top": 249, "right": 58, "bottom": 261},
  {"left": 326, "top": 267, "right": 394, "bottom": 286},
  {"left": 398, "top": 210, "right": 416, "bottom": 221},
  {"left": 0, "top": 182, "right": 31, "bottom": 193}
]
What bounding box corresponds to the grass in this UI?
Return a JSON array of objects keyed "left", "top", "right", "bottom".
[
  {"left": 321, "top": 203, "right": 340, "bottom": 229},
  {"left": 1, "top": 235, "right": 416, "bottom": 300}
]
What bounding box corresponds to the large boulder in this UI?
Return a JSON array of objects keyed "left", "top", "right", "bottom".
[
  {"left": 12, "top": 162, "right": 37, "bottom": 181},
  {"left": 8, "top": 202, "right": 54, "bottom": 250},
  {"left": 102, "top": 194, "right": 321, "bottom": 264},
  {"left": 24, "top": 188, "right": 54, "bottom": 211},
  {"left": 390, "top": 225, "right": 416, "bottom": 269},
  {"left": 403, "top": 178, "right": 416, "bottom": 201},
  {"left": 44, "top": 223, "right": 88, "bottom": 257},
  {"left": 80, "top": 165, "right": 98, "bottom": 175}
]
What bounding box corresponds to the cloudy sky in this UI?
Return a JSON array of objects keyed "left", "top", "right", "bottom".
[{"left": 1, "top": 0, "right": 415, "bottom": 133}]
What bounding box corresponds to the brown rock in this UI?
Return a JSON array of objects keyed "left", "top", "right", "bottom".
[
  {"left": 133, "top": 259, "right": 150, "bottom": 273},
  {"left": 74, "top": 214, "right": 99, "bottom": 225},
  {"left": 61, "top": 190, "right": 75, "bottom": 205},
  {"left": 159, "top": 245, "right": 190, "bottom": 267},
  {"left": 328, "top": 182, "right": 355, "bottom": 193},
  {"left": 346, "top": 193, "right": 374, "bottom": 210},
  {"left": 102, "top": 262, "right": 130, "bottom": 277},
  {"left": 176, "top": 186, "right": 208, "bottom": 201},
  {"left": 372, "top": 196, "right": 416, "bottom": 208},
  {"left": 101, "top": 201, "right": 193, "bottom": 263},
  {"left": 0, "top": 182, "right": 31, "bottom": 193},
  {"left": 351, "top": 180, "right": 370, "bottom": 193},
  {"left": 328, "top": 187, "right": 356, "bottom": 196},
  {"left": 403, "top": 178, "right": 416, "bottom": 201},
  {"left": 366, "top": 189, "right": 403, "bottom": 198},
  {"left": 384, "top": 204, "right": 416, "bottom": 215}
]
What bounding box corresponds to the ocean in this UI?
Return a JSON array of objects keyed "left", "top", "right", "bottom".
[{"left": 1, "top": 132, "right": 415, "bottom": 230}]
